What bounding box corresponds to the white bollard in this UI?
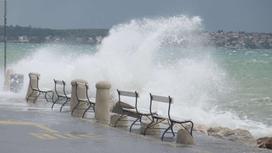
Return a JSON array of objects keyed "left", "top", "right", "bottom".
[
  {"left": 70, "top": 79, "right": 89, "bottom": 117},
  {"left": 95, "top": 81, "right": 112, "bottom": 124},
  {"left": 25, "top": 72, "right": 40, "bottom": 103}
]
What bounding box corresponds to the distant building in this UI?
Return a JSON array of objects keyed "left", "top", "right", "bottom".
[{"left": 18, "top": 36, "right": 29, "bottom": 43}]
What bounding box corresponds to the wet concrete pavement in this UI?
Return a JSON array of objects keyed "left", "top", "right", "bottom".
[{"left": 0, "top": 97, "right": 271, "bottom": 153}]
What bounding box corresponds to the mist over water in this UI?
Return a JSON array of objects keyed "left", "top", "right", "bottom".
[{"left": 2, "top": 15, "right": 272, "bottom": 137}]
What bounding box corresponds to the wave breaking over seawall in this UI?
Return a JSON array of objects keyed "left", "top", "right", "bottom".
[{"left": 8, "top": 15, "right": 272, "bottom": 137}]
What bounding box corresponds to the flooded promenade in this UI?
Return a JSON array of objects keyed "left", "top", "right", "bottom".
[{"left": 0, "top": 96, "right": 271, "bottom": 153}]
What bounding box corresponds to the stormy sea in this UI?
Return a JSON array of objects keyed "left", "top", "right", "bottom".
[{"left": 0, "top": 15, "right": 272, "bottom": 138}]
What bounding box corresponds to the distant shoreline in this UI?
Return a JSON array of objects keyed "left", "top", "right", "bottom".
[{"left": 1, "top": 25, "right": 272, "bottom": 49}]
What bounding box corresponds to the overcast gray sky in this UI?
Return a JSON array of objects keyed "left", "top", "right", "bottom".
[{"left": 2, "top": 0, "right": 272, "bottom": 32}]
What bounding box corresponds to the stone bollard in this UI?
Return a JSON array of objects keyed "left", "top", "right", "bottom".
[
  {"left": 140, "top": 122, "right": 161, "bottom": 136},
  {"left": 70, "top": 79, "right": 89, "bottom": 117},
  {"left": 176, "top": 129, "right": 195, "bottom": 145},
  {"left": 109, "top": 113, "right": 128, "bottom": 127},
  {"left": 4, "top": 69, "right": 14, "bottom": 91},
  {"left": 95, "top": 81, "right": 112, "bottom": 124},
  {"left": 25, "top": 73, "right": 40, "bottom": 103}
]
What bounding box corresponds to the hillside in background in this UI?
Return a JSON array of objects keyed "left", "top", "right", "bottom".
[
  {"left": 0, "top": 25, "right": 108, "bottom": 43},
  {"left": 0, "top": 25, "right": 272, "bottom": 49}
]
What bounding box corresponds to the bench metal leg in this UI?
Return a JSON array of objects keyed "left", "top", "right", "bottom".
[
  {"left": 143, "top": 119, "right": 154, "bottom": 135},
  {"left": 51, "top": 96, "right": 59, "bottom": 110},
  {"left": 188, "top": 121, "right": 194, "bottom": 136},
  {"left": 129, "top": 117, "right": 140, "bottom": 132},
  {"left": 170, "top": 124, "right": 175, "bottom": 137},
  {"left": 44, "top": 91, "right": 54, "bottom": 102},
  {"left": 82, "top": 102, "right": 92, "bottom": 118},
  {"left": 51, "top": 92, "right": 55, "bottom": 103},
  {"left": 60, "top": 98, "right": 69, "bottom": 112},
  {"left": 167, "top": 120, "right": 175, "bottom": 136},
  {"left": 92, "top": 104, "right": 95, "bottom": 112},
  {"left": 44, "top": 92, "right": 49, "bottom": 102},
  {"left": 161, "top": 122, "right": 173, "bottom": 141}
]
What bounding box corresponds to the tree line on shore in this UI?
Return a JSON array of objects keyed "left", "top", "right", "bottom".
[
  {"left": 1, "top": 25, "right": 272, "bottom": 49},
  {"left": 0, "top": 25, "right": 108, "bottom": 44}
]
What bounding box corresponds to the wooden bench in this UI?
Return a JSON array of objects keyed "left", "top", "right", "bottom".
[
  {"left": 26, "top": 73, "right": 54, "bottom": 103},
  {"left": 144, "top": 93, "right": 194, "bottom": 141},
  {"left": 71, "top": 81, "right": 95, "bottom": 118},
  {"left": 114, "top": 89, "right": 152, "bottom": 132},
  {"left": 51, "top": 79, "right": 71, "bottom": 112}
]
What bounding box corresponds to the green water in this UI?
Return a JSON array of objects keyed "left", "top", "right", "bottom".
[
  {"left": 0, "top": 43, "right": 39, "bottom": 66},
  {"left": 215, "top": 48, "right": 272, "bottom": 125},
  {"left": 0, "top": 43, "right": 96, "bottom": 67}
]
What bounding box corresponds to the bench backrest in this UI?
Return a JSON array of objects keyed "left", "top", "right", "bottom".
[
  {"left": 75, "top": 81, "right": 90, "bottom": 101},
  {"left": 117, "top": 89, "right": 138, "bottom": 112},
  {"left": 54, "top": 79, "right": 69, "bottom": 97},
  {"left": 28, "top": 73, "right": 40, "bottom": 90},
  {"left": 149, "top": 93, "right": 173, "bottom": 120}
]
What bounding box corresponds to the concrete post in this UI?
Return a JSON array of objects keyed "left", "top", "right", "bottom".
[
  {"left": 25, "top": 73, "right": 40, "bottom": 103},
  {"left": 95, "top": 81, "right": 112, "bottom": 124},
  {"left": 70, "top": 79, "right": 88, "bottom": 117}
]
